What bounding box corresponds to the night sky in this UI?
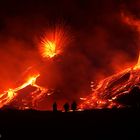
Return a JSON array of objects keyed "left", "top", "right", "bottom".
[{"left": 0, "top": 0, "right": 140, "bottom": 109}]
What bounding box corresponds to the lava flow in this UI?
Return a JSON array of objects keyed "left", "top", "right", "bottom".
[
  {"left": 79, "top": 12, "right": 140, "bottom": 110},
  {"left": 0, "top": 73, "right": 49, "bottom": 109},
  {"left": 80, "top": 53, "right": 140, "bottom": 110}
]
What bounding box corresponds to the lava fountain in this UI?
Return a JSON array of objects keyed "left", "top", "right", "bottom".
[{"left": 39, "top": 25, "right": 70, "bottom": 59}]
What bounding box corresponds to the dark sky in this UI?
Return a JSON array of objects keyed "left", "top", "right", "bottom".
[{"left": 0, "top": 0, "right": 140, "bottom": 108}]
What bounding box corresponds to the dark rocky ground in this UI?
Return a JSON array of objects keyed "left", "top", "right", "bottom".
[{"left": 0, "top": 108, "right": 139, "bottom": 140}]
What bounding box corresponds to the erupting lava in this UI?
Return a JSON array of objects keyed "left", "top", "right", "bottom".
[
  {"left": 1, "top": 13, "right": 140, "bottom": 110},
  {"left": 0, "top": 25, "right": 70, "bottom": 110},
  {"left": 80, "top": 53, "right": 140, "bottom": 109},
  {"left": 40, "top": 39, "right": 57, "bottom": 58},
  {"left": 39, "top": 25, "right": 70, "bottom": 59},
  {"left": 0, "top": 73, "right": 48, "bottom": 109}
]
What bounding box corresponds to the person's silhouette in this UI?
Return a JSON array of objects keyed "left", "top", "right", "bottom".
[
  {"left": 71, "top": 101, "right": 77, "bottom": 111},
  {"left": 53, "top": 102, "right": 57, "bottom": 112},
  {"left": 63, "top": 102, "right": 69, "bottom": 112}
]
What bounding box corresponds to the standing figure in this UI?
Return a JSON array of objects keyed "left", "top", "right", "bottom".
[
  {"left": 63, "top": 102, "right": 69, "bottom": 112},
  {"left": 53, "top": 102, "right": 57, "bottom": 112},
  {"left": 71, "top": 101, "right": 77, "bottom": 111}
]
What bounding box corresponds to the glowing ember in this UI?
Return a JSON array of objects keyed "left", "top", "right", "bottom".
[
  {"left": 0, "top": 73, "right": 49, "bottom": 109},
  {"left": 79, "top": 54, "right": 140, "bottom": 109},
  {"left": 39, "top": 25, "right": 70, "bottom": 59}
]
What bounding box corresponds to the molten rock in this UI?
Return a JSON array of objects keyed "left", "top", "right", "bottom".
[{"left": 80, "top": 57, "right": 140, "bottom": 109}]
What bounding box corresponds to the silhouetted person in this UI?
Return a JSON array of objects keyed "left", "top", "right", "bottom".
[
  {"left": 71, "top": 101, "right": 77, "bottom": 111},
  {"left": 63, "top": 102, "right": 69, "bottom": 112},
  {"left": 53, "top": 102, "right": 57, "bottom": 112}
]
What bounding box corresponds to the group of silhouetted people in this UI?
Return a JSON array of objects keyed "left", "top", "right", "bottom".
[{"left": 52, "top": 101, "right": 77, "bottom": 112}]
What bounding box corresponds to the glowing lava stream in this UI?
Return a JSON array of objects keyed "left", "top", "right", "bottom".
[
  {"left": 80, "top": 54, "right": 140, "bottom": 110},
  {"left": 0, "top": 74, "right": 48, "bottom": 108}
]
